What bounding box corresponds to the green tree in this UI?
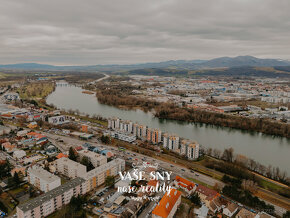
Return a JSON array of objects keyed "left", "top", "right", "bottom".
[
  {"left": 68, "top": 147, "right": 77, "bottom": 161},
  {"left": 0, "top": 159, "right": 12, "bottom": 179},
  {"left": 100, "top": 135, "right": 110, "bottom": 144},
  {"left": 105, "top": 176, "right": 115, "bottom": 187},
  {"left": 283, "top": 211, "right": 290, "bottom": 218},
  {"left": 13, "top": 172, "right": 21, "bottom": 185},
  {"left": 189, "top": 192, "right": 201, "bottom": 207},
  {"left": 80, "top": 157, "right": 94, "bottom": 171},
  {"left": 70, "top": 195, "right": 82, "bottom": 211}
]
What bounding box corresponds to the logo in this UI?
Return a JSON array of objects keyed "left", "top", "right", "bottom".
[{"left": 117, "top": 162, "right": 173, "bottom": 201}]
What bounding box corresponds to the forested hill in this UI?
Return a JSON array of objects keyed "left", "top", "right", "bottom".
[{"left": 126, "top": 66, "right": 290, "bottom": 78}]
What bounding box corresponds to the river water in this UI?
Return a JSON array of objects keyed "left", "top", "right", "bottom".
[{"left": 47, "top": 82, "right": 290, "bottom": 174}]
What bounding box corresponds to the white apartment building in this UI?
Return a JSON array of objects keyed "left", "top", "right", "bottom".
[
  {"left": 119, "top": 120, "right": 133, "bottom": 133},
  {"left": 180, "top": 140, "right": 199, "bottom": 159},
  {"left": 132, "top": 123, "right": 139, "bottom": 136},
  {"left": 163, "top": 134, "right": 179, "bottom": 150},
  {"left": 81, "top": 158, "right": 125, "bottom": 192},
  {"left": 78, "top": 150, "right": 107, "bottom": 168},
  {"left": 17, "top": 159, "right": 126, "bottom": 218},
  {"left": 54, "top": 157, "right": 87, "bottom": 178},
  {"left": 108, "top": 117, "right": 120, "bottom": 130},
  {"left": 27, "top": 167, "right": 61, "bottom": 193},
  {"left": 17, "top": 177, "right": 86, "bottom": 218},
  {"left": 137, "top": 125, "right": 147, "bottom": 139}
]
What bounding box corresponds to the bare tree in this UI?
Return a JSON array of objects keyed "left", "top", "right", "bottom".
[
  {"left": 206, "top": 148, "right": 212, "bottom": 156},
  {"left": 242, "top": 179, "right": 258, "bottom": 194},
  {"left": 257, "top": 163, "right": 266, "bottom": 176},
  {"left": 235, "top": 154, "right": 248, "bottom": 167},
  {"left": 249, "top": 159, "right": 258, "bottom": 171},
  {"left": 266, "top": 165, "right": 273, "bottom": 178},
  {"left": 213, "top": 148, "right": 221, "bottom": 159},
  {"left": 222, "top": 147, "right": 234, "bottom": 162}
]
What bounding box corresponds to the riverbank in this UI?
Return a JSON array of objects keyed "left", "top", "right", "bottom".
[
  {"left": 105, "top": 137, "right": 290, "bottom": 211},
  {"left": 17, "top": 81, "right": 56, "bottom": 109},
  {"left": 46, "top": 83, "right": 290, "bottom": 176},
  {"left": 95, "top": 90, "right": 290, "bottom": 138}
]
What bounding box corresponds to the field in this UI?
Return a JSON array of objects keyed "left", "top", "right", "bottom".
[{"left": 18, "top": 82, "right": 55, "bottom": 100}]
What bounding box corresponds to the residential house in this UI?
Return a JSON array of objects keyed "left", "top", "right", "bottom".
[
  {"left": 236, "top": 208, "right": 256, "bottom": 218},
  {"left": 174, "top": 176, "right": 196, "bottom": 194},
  {"left": 223, "top": 202, "right": 239, "bottom": 217},
  {"left": 124, "top": 200, "right": 143, "bottom": 218},
  {"left": 195, "top": 185, "right": 220, "bottom": 208}
]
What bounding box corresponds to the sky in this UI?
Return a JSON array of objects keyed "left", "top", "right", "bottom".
[{"left": 1, "top": 0, "right": 290, "bottom": 65}]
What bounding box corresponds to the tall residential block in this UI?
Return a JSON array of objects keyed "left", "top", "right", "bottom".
[
  {"left": 55, "top": 157, "right": 87, "bottom": 179},
  {"left": 27, "top": 167, "right": 61, "bottom": 193}
]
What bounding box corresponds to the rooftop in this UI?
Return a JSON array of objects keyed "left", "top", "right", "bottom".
[
  {"left": 28, "top": 167, "right": 60, "bottom": 183},
  {"left": 175, "top": 176, "right": 196, "bottom": 191},
  {"left": 81, "top": 158, "right": 124, "bottom": 180},
  {"left": 152, "top": 188, "right": 181, "bottom": 218},
  {"left": 196, "top": 184, "right": 220, "bottom": 201},
  {"left": 55, "top": 157, "right": 86, "bottom": 170},
  {"left": 236, "top": 208, "right": 256, "bottom": 218},
  {"left": 17, "top": 177, "right": 85, "bottom": 212}
]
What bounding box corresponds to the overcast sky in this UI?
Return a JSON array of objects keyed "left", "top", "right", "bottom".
[{"left": 1, "top": 0, "right": 290, "bottom": 65}]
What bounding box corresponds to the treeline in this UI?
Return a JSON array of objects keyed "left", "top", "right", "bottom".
[
  {"left": 96, "top": 89, "right": 159, "bottom": 112},
  {"left": 222, "top": 185, "right": 275, "bottom": 215},
  {"left": 205, "top": 148, "right": 290, "bottom": 197},
  {"left": 155, "top": 103, "right": 290, "bottom": 138},
  {"left": 95, "top": 88, "right": 289, "bottom": 137}
]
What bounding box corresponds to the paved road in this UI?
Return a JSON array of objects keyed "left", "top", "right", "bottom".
[
  {"left": 89, "top": 73, "right": 110, "bottom": 85},
  {"left": 42, "top": 132, "right": 290, "bottom": 214},
  {"left": 44, "top": 132, "right": 223, "bottom": 188}
]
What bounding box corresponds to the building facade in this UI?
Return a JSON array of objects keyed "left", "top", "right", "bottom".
[
  {"left": 54, "top": 157, "right": 87, "bottom": 179},
  {"left": 81, "top": 158, "right": 125, "bottom": 193},
  {"left": 27, "top": 167, "right": 61, "bottom": 193},
  {"left": 78, "top": 150, "right": 107, "bottom": 168},
  {"left": 17, "top": 177, "right": 86, "bottom": 218}
]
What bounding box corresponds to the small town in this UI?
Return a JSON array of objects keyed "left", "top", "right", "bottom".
[
  {"left": 1, "top": 1, "right": 290, "bottom": 217},
  {"left": 96, "top": 75, "right": 290, "bottom": 123},
  {"left": 0, "top": 77, "right": 289, "bottom": 218}
]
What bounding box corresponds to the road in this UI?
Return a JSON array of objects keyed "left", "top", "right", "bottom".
[
  {"left": 43, "top": 132, "right": 290, "bottom": 215},
  {"left": 89, "top": 73, "right": 110, "bottom": 85},
  {"left": 44, "top": 132, "right": 223, "bottom": 188}
]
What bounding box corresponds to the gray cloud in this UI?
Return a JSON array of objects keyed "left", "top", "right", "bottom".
[{"left": 0, "top": 0, "right": 290, "bottom": 65}]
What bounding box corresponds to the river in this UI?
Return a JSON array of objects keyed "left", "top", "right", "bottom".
[{"left": 47, "top": 82, "right": 290, "bottom": 174}]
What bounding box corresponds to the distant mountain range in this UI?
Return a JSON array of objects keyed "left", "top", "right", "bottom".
[
  {"left": 1, "top": 56, "right": 290, "bottom": 78},
  {"left": 1, "top": 56, "right": 290, "bottom": 72}
]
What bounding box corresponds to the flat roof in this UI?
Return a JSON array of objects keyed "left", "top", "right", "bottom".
[
  {"left": 81, "top": 158, "right": 124, "bottom": 180},
  {"left": 55, "top": 157, "right": 86, "bottom": 170},
  {"left": 28, "top": 167, "right": 60, "bottom": 183},
  {"left": 17, "top": 177, "right": 85, "bottom": 212}
]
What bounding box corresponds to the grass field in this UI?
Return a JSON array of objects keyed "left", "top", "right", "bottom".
[
  {"left": 18, "top": 82, "right": 55, "bottom": 100},
  {"left": 0, "top": 72, "right": 7, "bottom": 79},
  {"left": 189, "top": 177, "right": 214, "bottom": 189},
  {"left": 255, "top": 189, "right": 290, "bottom": 211}
]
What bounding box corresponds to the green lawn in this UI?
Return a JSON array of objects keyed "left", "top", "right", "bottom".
[
  {"left": 258, "top": 179, "right": 284, "bottom": 192},
  {"left": 189, "top": 178, "right": 214, "bottom": 189}
]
